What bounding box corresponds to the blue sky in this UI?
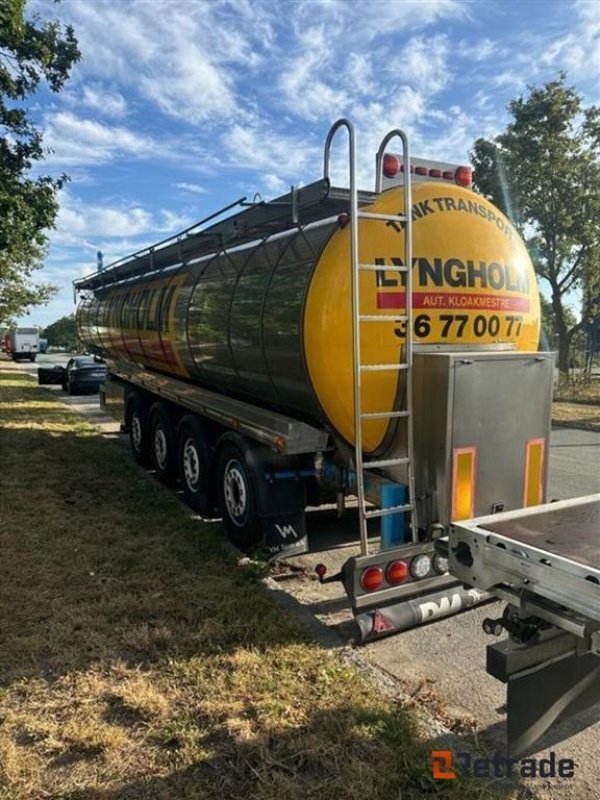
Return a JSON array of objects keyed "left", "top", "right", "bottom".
[{"left": 20, "top": 0, "right": 600, "bottom": 327}]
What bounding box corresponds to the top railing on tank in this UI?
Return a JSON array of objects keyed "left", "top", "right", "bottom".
[{"left": 73, "top": 121, "right": 410, "bottom": 294}]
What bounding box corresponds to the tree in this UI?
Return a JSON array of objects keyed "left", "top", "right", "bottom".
[
  {"left": 42, "top": 313, "right": 77, "bottom": 350},
  {"left": 0, "top": 0, "right": 80, "bottom": 325},
  {"left": 471, "top": 75, "right": 600, "bottom": 376}
]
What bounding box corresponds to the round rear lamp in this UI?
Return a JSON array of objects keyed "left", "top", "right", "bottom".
[
  {"left": 383, "top": 153, "right": 401, "bottom": 178},
  {"left": 433, "top": 554, "right": 449, "bottom": 575},
  {"left": 386, "top": 559, "right": 408, "bottom": 585},
  {"left": 410, "top": 554, "right": 432, "bottom": 579},
  {"left": 361, "top": 565, "right": 384, "bottom": 592},
  {"left": 455, "top": 166, "right": 472, "bottom": 187}
]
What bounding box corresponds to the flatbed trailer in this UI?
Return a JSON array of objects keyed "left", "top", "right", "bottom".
[{"left": 447, "top": 494, "right": 600, "bottom": 755}]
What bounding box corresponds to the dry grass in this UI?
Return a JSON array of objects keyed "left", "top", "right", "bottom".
[
  {"left": 554, "top": 377, "right": 600, "bottom": 405},
  {"left": 551, "top": 376, "right": 600, "bottom": 430},
  {"left": 0, "top": 369, "right": 514, "bottom": 800},
  {"left": 551, "top": 402, "right": 600, "bottom": 431}
]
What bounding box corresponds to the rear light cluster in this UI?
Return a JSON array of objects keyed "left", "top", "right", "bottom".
[
  {"left": 382, "top": 153, "right": 472, "bottom": 186},
  {"left": 360, "top": 552, "right": 448, "bottom": 593}
]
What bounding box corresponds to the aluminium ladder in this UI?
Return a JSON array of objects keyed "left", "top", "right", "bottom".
[{"left": 323, "top": 120, "right": 418, "bottom": 556}]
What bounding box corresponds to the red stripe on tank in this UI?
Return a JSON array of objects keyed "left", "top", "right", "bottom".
[{"left": 377, "top": 291, "right": 530, "bottom": 312}]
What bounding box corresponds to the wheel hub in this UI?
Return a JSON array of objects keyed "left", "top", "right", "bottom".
[
  {"left": 223, "top": 459, "right": 247, "bottom": 524},
  {"left": 131, "top": 414, "right": 142, "bottom": 450},
  {"left": 183, "top": 438, "right": 200, "bottom": 488},
  {"left": 154, "top": 426, "right": 168, "bottom": 469}
]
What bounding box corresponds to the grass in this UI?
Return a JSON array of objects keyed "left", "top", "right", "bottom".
[
  {"left": 551, "top": 379, "right": 600, "bottom": 431},
  {"left": 0, "top": 367, "right": 516, "bottom": 799}
]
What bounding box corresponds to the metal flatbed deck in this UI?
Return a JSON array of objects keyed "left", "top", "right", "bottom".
[
  {"left": 448, "top": 495, "right": 600, "bottom": 624},
  {"left": 481, "top": 500, "right": 598, "bottom": 569}
]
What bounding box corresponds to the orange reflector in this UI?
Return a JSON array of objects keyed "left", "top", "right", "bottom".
[
  {"left": 451, "top": 447, "right": 476, "bottom": 521},
  {"left": 524, "top": 438, "right": 545, "bottom": 507}
]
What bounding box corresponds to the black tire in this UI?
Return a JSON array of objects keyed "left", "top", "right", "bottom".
[
  {"left": 216, "top": 442, "right": 262, "bottom": 551},
  {"left": 177, "top": 416, "right": 215, "bottom": 515},
  {"left": 127, "top": 393, "right": 150, "bottom": 466},
  {"left": 30, "top": 355, "right": 36, "bottom": 362},
  {"left": 149, "top": 402, "right": 177, "bottom": 482}
]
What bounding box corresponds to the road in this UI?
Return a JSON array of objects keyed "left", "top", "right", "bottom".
[{"left": 8, "top": 353, "right": 600, "bottom": 799}]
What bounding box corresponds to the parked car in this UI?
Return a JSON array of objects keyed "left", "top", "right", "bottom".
[
  {"left": 37, "top": 365, "right": 66, "bottom": 385},
  {"left": 62, "top": 356, "right": 107, "bottom": 395}
]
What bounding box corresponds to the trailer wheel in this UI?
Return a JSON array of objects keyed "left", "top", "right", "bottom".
[
  {"left": 177, "top": 416, "right": 214, "bottom": 514},
  {"left": 150, "top": 403, "right": 177, "bottom": 482},
  {"left": 216, "top": 442, "right": 262, "bottom": 551},
  {"left": 127, "top": 394, "right": 150, "bottom": 467}
]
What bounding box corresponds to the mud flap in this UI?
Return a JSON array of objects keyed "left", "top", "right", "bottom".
[
  {"left": 488, "top": 632, "right": 600, "bottom": 756},
  {"left": 261, "top": 511, "right": 308, "bottom": 559},
  {"left": 355, "top": 584, "right": 490, "bottom": 643}
]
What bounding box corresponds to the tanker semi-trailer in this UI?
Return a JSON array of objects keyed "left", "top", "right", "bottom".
[{"left": 74, "top": 120, "right": 548, "bottom": 639}]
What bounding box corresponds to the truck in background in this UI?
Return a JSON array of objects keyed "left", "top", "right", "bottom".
[
  {"left": 72, "top": 120, "right": 599, "bottom": 755},
  {"left": 5, "top": 327, "right": 40, "bottom": 361}
]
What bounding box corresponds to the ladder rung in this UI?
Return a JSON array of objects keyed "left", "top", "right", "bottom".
[
  {"left": 357, "top": 211, "right": 407, "bottom": 222},
  {"left": 360, "top": 410, "right": 410, "bottom": 419},
  {"left": 363, "top": 457, "right": 409, "bottom": 469},
  {"left": 358, "top": 264, "right": 408, "bottom": 273},
  {"left": 364, "top": 503, "right": 413, "bottom": 519},
  {"left": 360, "top": 363, "right": 408, "bottom": 372},
  {"left": 360, "top": 314, "right": 407, "bottom": 322}
]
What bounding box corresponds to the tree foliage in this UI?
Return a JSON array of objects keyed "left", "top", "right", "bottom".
[
  {"left": 42, "top": 312, "right": 77, "bottom": 350},
  {"left": 0, "top": 0, "right": 80, "bottom": 325},
  {"left": 471, "top": 75, "right": 600, "bottom": 374}
]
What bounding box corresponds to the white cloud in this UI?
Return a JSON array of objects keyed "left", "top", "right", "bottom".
[
  {"left": 53, "top": 191, "right": 192, "bottom": 245},
  {"left": 174, "top": 182, "right": 208, "bottom": 195},
  {"left": 493, "top": 70, "right": 526, "bottom": 91},
  {"left": 222, "top": 123, "right": 318, "bottom": 176},
  {"left": 539, "top": 0, "right": 600, "bottom": 92},
  {"left": 261, "top": 174, "right": 288, "bottom": 195},
  {"left": 55, "top": 0, "right": 278, "bottom": 124},
  {"left": 43, "top": 112, "right": 158, "bottom": 166},
  {"left": 386, "top": 35, "right": 450, "bottom": 94},
  {"left": 80, "top": 85, "right": 128, "bottom": 117},
  {"left": 289, "top": 0, "right": 467, "bottom": 45}
]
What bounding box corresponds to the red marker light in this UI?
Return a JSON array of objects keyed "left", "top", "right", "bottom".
[
  {"left": 428, "top": 169, "right": 442, "bottom": 179},
  {"left": 338, "top": 213, "right": 349, "bottom": 228},
  {"left": 315, "top": 563, "right": 327, "bottom": 578},
  {"left": 361, "top": 566, "right": 384, "bottom": 592},
  {"left": 443, "top": 170, "right": 455, "bottom": 180},
  {"left": 455, "top": 166, "right": 472, "bottom": 187},
  {"left": 386, "top": 559, "right": 408, "bottom": 585},
  {"left": 383, "top": 153, "right": 401, "bottom": 178},
  {"left": 415, "top": 166, "right": 428, "bottom": 176}
]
